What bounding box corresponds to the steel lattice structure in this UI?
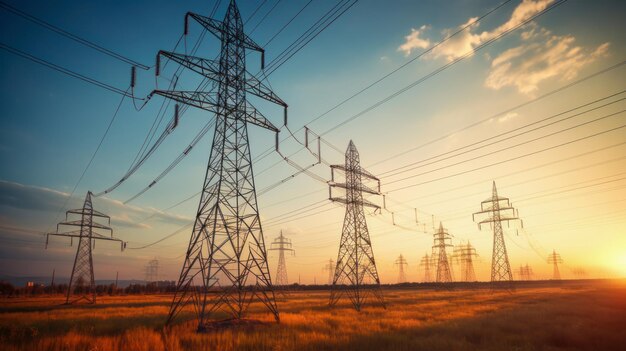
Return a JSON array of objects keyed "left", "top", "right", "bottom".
[
  {"left": 473, "top": 181, "right": 523, "bottom": 284},
  {"left": 45, "top": 191, "right": 125, "bottom": 304},
  {"left": 433, "top": 222, "right": 453, "bottom": 283},
  {"left": 145, "top": 258, "right": 159, "bottom": 282},
  {"left": 418, "top": 253, "right": 432, "bottom": 283},
  {"left": 322, "top": 258, "right": 335, "bottom": 285},
  {"left": 269, "top": 231, "right": 294, "bottom": 287},
  {"left": 329, "top": 141, "right": 385, "bottom": 311},
  {"left": 547, "top": 249, "right": 563, "bottom": 280},
  {"left": 515, "top": 264, "right": 534, "bottom": 281},
  {"left": 394, "top": 254, "right": 408, "bottom": 284},
  {"left": 452, "top": 242, "right": 479, "bottom": 282},
  {"left": 155, "top": 1, "right": 288, "bottom": 329}
]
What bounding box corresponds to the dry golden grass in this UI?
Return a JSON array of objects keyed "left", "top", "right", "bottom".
[{"left": 1, "top": 281, "right": 625, "bottom": 351}]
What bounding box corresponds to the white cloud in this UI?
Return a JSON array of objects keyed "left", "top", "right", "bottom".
[
  {"left": 426, "top": 0, "right": 555, "bottom": 62},
  {"left": 485, "top": 31, "right": 610, "bottom": 95},
  {"left": 398, "top": 25, "right": 430, "bottom": 56}
]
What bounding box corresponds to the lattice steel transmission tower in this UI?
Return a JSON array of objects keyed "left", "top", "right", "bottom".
[
  {"left": 395, "top": 254, "right": 408, "bottom": 284},
  {"left": 515, "top": 264, "right": 533, "bottom": 281},
  {"left": 329, "top": 141, "right": 385, "bottom": 311},
  {"left": 323, "top": 258, "right": 335, "bottom": 285},
  {"left": 473, "top": 181, "right": 522, "bottom": 284},
  {"left": 269, "top": 231, "right": 294, "bottom": 287},
  {"left": 45, "top": 191, "right": 125, "bottom": 304},
  {"left": 155, "top": 1, "right": 288, "bottom": 328},
  {"left": 145, "top": 258, "right": 159, "bottom": 282},
  {"left": 433, "top": 222, "right": 453, "bottom": 283},
  {"left": 452, "top": 242, "right": 478, "bottom": 282},
  {"left": 547, "top": 249, "right": 563, "bottom": 280},
  {"left": 418, "top": 254, "right": 432, "bottom": 282}
]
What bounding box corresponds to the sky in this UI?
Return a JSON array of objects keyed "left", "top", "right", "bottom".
[{"left": 0, "top": 0, "right": 625, "bottom": 284}]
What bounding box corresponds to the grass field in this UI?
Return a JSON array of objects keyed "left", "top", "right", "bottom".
[{"left": 1, "top": 280, "right": 625, "bottom": 351}]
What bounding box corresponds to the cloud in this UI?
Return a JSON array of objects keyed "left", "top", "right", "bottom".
[
  {"left": 498, "top": 112, "right": 519, "bottom": 123},
  {"left": 0, "top": 180, "right": 193, "bottom": 231},
  {"left": 427, "top": 0, "right": 556, "bottom": 61},
  {"left": 398, "top": 25, "right": 430, "bottom": 56},
  {"left": 485, "top": 31, "right": 610, "bottom": 95}
]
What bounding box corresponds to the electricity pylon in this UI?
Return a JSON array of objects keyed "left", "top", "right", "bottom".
[
  {"left": 329, "top": 141, "right": 385, "bottom": 311},
  {"left": 515, "top": 264, "right": 533, "bottom": 281},
  {"left": 433, "top": 222, "right": 453, "bottom": 283},
  {"left": 45, "top": 191, "right": 125, "bottom": 304},
  {"left": 145, "top": 258, "right": 159, "bottom": 282},
  {"left": 473, "top": 181, "right": 522, "bottom": 284},
  {"left": 322, "top": 258, "right": 335, "bottom": 285},
  {"left": 394, "top": 254, "right": 408, "bottom": 283},
  {"left": 418, "top": 254, "right": 432, "bottom": 282},
  {"left": 547, "top": 249, "right": 563, "bottom": 280},
  {"left": 269, "top": 231, "right": 294, "bottom": 287},
  {"left": 155, "top": 1, "right": 288, "bottom": 329},
  {"left": 452, "top": 242, "right": 478, "bottom": 282}
]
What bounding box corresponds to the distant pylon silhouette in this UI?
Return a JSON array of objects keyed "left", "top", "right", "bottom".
[
  {"left": 433, "top": 222, "right": 453, "bottom": 283},
  {"left": 329, "top": 141, "right": 385, "bottom": 311},
  {"left": 515, "top": 264, "right": 533, "bottom": 281},
  {"left": 419, "top": 253, "right": 432, "bottom": 282},
  {"left": 547, "top": 249, "right": 563, "bottom": 280},
  {"left": 157, "top": 1, "right": 288, "bottom": 329},
  {"left": 452, "top": 242, "right": 478, "bottom": 282},
  {"left": 323, "top": 258, "right": 335, "bottom": 285},
  {"left": 473, "top": 182, "right": 522, "bottom": 284},
  {"left": 45, "top": 191, "right": 125, "bottom": 304},
  {"left": 269, "top": 231, "right": 294, "bottom": 287},
  {"left": 394, "top": 254, "right": 408, "bottom": 283}
]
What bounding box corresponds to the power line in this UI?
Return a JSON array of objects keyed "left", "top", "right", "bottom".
[
  {"left": 263, "top": 0, "right": 313, "bottom": 46},
  {"left": 249, "top": 0, "right": 284, "bottom": 34},
  {"left": 0, "top": 42, "right": 134, "bottom": 96},
  {"left": 386, "top": 121, "right": 626, "bottom": 193},
  {"left": 0, "top": 1, "right": 149, "bottom": 69}
]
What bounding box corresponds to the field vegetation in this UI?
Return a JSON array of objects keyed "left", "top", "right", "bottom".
[{"left": 1, "top": 280, "right": 625, "bottom": 351}]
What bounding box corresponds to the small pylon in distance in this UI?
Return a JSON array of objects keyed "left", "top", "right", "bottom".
[{"left": 269, "top": 231, "right": 295, "bottom": 288}]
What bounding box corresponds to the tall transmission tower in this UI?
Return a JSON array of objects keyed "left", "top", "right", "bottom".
[
  {"left": 473, "top": 181, "right": 522, "bottom": 284},
  {"left": 45, "top": 191, "right": 125, "bottom": 304},
  {"left": 418, "top": 254, "right": 432, "bottom": 283},
  {"left": 515, "top": 264, "right": 533, "bottom": 281},
  {"left": 269, "top": 231, "right": 294, "bottom": 287},
  {"left": 156, "top": 1, "right": 288, "bottom": 328},
  {"left": 452, "top": 242, "right": 479, "bottom": 282},
  {"left": 547, "top": 249, "right": 563, "bottom": 280},
  {"left": 433, "top": 222, "right": 453, "bottom": 283},
  {"left": 145, "top": 258, "right": 159, "bottom": 282},
  {"left": 322, "top": 258, "right": 335, "bottom": 285},
  {"left": 329, "top": 141, "right": 385, "bottom": 311},
  {"left": 394, "top": 254, "right": 408, "bottom": 284}
]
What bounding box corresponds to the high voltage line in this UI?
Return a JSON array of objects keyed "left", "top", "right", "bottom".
[{"left": 0, "top": 1, "right": 149, "bottom": 69}]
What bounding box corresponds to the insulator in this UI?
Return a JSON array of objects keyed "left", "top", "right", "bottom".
[
  {"left": 183, "top": 145, "right": 193, "bottom": 155},
  {"left": 275, "top": 132, "right": 279, "bottom": 152},
  {"left": 261, "top": 50, "right": 265, "bottom": 70},
  {"left": 70, "top": 237, "right": 73, "bottom": 246},
  {"left": 172, "top": 104, "right": 179, "bottom": 130},
  {"left": 391, "top": 212, "right": 395, "bottom": 225},
  {"left": 149, "top": 181, "right": 156, "bottom": 187},
  {"left": 283, "top": 107, "right": 287, "bottom": 126},
  {"left": 45, "top": 234, "right": 49, "bottom": 249},
  {"left": 317, "top": 137, "right": 321, "bottom": 164},
  {"left": 156, "top": 54, "right": 161, "bottom": 76},
  {"left": 184, "top": 13, "right": 189, "bottom": 35},
  {"left": 383, "top": 195, "right": 386, "bottom": 209},
  {"left": 130, "top": 66, "right": 136, "bottom": 88},
  {"left": 93, "top": 240, "right": 96, "bottom": 249},
  {"left": 304, "top": 127, "right": 309, "bottom": 148}
]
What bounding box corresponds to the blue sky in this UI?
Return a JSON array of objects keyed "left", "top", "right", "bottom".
[{"left": 1, "top": 0, "right": 625, "bottom": 283}]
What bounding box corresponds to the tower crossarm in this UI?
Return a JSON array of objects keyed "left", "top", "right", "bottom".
[
  {"left": 185, "top": 12, "right": 265, "bottom": 65},
  {"left": 329, "top": 196, "right": 380, "bottom": 210},
  {"left": 57, "top": 220, "right": 112, "bottom": 232},
  {"left": 330, "top": 164, "right": 379, "bottom": 182},
  {"left": 156, "top": 51, "right": 288, "bottom": 108},
  {"left": 66, "top": 208, "right": 110, "bottom": 222},
  {"left": 150, "top": 91, "right": 279, "bottom": 132},
  {"left": 328, "top": 181, "right": 380, "bottom": 195}
]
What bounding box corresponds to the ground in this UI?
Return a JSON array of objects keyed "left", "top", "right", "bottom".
[{"left": 1, "top": 280, "right": 625, "bottom": 351}]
